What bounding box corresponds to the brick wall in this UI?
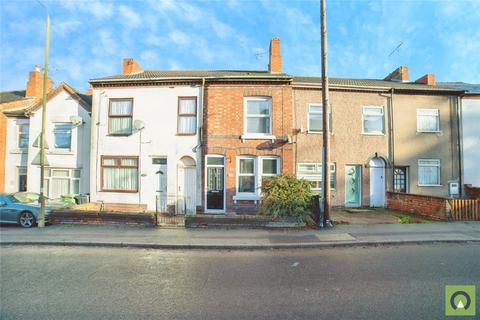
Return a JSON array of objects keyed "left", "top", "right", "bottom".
[
  {"left": 464, "top": 184, "right": 480, "bottom": 199},
  {"left": 203, "top": 82, "right": 294, "bottom": 213},
  {"left": 387, "top": 191, "right": 447, "bottom": 221}
]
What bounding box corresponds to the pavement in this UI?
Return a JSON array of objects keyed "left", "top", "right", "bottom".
[
  {"left": 2, "top": 244, "right": 480, "bottom": 319},
  {"left": 1, "top": 222, "right": 480, "bottom": 249}
]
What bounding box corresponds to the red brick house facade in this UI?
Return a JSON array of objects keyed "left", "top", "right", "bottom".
[{"left": 202, "top": 39, "right": 295, "bottom": 214}]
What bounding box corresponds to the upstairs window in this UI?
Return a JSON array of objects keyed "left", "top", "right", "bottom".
[
  {"left": 245, "top": 97, "right": 272, "bottom": 136},
  {"left": 177, "top": 97, "right": 197, "bottom": 135},
  {"left": 418, "top": 159, "right": 440, "bottom": 186},
  {"left": 18, "top": 123, "right": 29, "bottom": 148},
  {"left": 308, "top": 104, "right": 332, "bottom": 133},
  {"left": 362, "top": 107, "right": 384, "bottom": 134},
  {"left": 109, "top": 99, "right": 133, "bottom": 135},
  {"left": 54, "top": 124, "right": 72, "bottom": 149},
  {"left": 417, "top": 109, "right": 439, "bottom": 132}
]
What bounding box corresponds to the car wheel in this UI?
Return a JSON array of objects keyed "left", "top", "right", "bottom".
[{"left": 18, "top": 211, "right": 35, "bottom": 228}]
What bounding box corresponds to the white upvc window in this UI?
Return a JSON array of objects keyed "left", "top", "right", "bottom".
[
  {"left": 308, "top": 104, "right": 332, "bottom": 133},
  {"left": 417, "top": 109, "right": 440, "bottom": 132},
  {"left": 235, "top": 156, "right": 280, "bottom": 198},
  {"left": 244, "top": 97, "right": 272, "bottom": 137},
  {"left": 297, "top": 162, "right": 336, "bottom": 194},
  {"left": 53, "top": 123, "right": 73, "bottom": 149},
  {"left": 362, "top": 106, "right": 384, "bottom": 134},
  {"left": 17, "top": 122, "right": 29, "bottom": 149},
  {"left": 418, "top": 159, "right": 441, "bottom": 186},
  {"left": 44, "top": 168, "right": 81, "bottom": 199}
]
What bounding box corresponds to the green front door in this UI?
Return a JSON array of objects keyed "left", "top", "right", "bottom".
[{"left": 345, "top": 165, "right": 361, "bottom": 207}]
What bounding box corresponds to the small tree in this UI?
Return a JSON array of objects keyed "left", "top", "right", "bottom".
[{"left": 261, "top": 174, "right": 314, "bottom": 223}]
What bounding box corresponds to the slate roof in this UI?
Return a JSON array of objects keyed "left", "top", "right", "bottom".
[
  {"left": 90, "top": 69, "right": 464, "bottom": 94},
  {"left": 293, "top": 76, "right": 464, "bottom": 93},
  {"left": 437, "top": 82, "right": 480, "bottom": 94},
  {"left": 0, "top": 90, "right": 28, "bottom": 104},
  {"left": 90, "top": 70, "right": 291, "bottom": 83}
]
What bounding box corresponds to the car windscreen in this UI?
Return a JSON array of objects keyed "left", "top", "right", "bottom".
[{"left": 6, "top": 195, "right": 19, "bottom": 203}]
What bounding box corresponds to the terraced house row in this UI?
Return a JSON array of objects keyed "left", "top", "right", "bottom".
[{"left": 1, "top": 38, "right": 478, "bottom": 214}]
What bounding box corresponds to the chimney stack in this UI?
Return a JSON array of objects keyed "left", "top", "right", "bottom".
[
  {"left": 384, "top": 66, "right": 409, "bottom": 82},
  {"left": 268, "top": 37, "right": 282, "bottom": 73},
  {"left": 122, "top": 58, "right": 143, "bottom": 75},
  {"left": 415, "top": 73, "right": 436, "bottom": 86},
  {"left": 25, "top": 65, "right": 53, "bottom": 98}
]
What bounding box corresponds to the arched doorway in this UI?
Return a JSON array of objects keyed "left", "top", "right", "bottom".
[{"left": 369, "top": 157, "right": 386, "bottom": 207}]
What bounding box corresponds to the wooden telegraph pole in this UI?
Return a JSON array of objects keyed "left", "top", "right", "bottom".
[
  {"left": 321, "top": 0, "right": 332, "bottom": 227},
  {"left": 38, "top": 7, "right": 50, "bottom": 228}
]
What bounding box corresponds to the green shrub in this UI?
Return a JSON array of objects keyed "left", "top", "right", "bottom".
[{"left": 261, "top": 174, "right": 314, "bottom": 223}]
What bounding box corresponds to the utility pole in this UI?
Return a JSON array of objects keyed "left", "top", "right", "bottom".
[
  {"left": 321, "top": 0, "right": 332, "bottom": 228},
  {"left": 38, "top": 10, "right": 50, "bottom": 228}
]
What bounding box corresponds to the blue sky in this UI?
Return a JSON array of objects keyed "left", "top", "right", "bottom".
[{"left": 1, "top": 0, "right": 479, "bottom": 92}]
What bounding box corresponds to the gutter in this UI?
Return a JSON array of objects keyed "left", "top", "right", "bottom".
[{"left": 89, "top": 75, "right": 292, "bottom": 85}]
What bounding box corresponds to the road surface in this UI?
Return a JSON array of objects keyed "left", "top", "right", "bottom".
[{"left": 1, "top": 244, "right": 479, "bottom": 319}]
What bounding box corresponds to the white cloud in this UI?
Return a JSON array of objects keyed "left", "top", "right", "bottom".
[
  {"left": 169, "top": 30, "right": 189, "bottom": 45},
  {"left": 58, "top": 0, "right": 114, "bottom": 20},
  {"left": 118, "top": 5, "right": 141, "bottom": 28}
]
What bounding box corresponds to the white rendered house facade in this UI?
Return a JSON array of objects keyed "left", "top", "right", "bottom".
[
  {"left": 89, "top": 63, "right": 203, "bottom": 212},
  {"left": 3, "top": 83, "right": 91, "bottom": 198}
]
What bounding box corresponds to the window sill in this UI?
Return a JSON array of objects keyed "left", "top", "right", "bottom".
[
  {"left": 176, "top": 133, "right": 196, "bottom": 136},
  {"left": 417, "top": 184, "right": 442, "bottom": 187},
  {"left": 361, "top": 132, "right": 385, "bottom": 136},
  {"left": 10, "top": 149, "right": 28, "bottom": 154},
  {"left": 48, "top": 149, "right": 73, "bottom": 155},
  {"left": 307, "top": 131, "right": 333, "bottom": 135},
  {"left": 99, "top": 189, "right": 139, "bottom": 193},
  {"left": 241, "top": 134, "right": 276, "bottom": 141},
  {"left": 233, "top": 194, "right": 260, "bottom": 202},
  {"left": 416, "top": 131, "right": 442, "bottom": 134},
  {"left": 107, "top": 134, "right": 133, "bottom": 137}
]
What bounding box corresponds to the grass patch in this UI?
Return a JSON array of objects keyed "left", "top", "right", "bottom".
[{"left": 393, "top": 212, "right": 432, "bottom": 224}]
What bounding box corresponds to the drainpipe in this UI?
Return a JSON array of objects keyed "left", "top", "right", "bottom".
[
  {"left": 389, "top": 88, "right": 395, "bottom": 191},
  {"left": 456, "top": 95, "right": 463, "bottom": 197}
]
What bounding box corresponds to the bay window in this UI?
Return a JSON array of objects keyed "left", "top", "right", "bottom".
[
  {"left": 109, "top": 99, "right": 133, "bottom": 135},
  {"left": 101, "top": 156, "right": 138, "bottom": 192},
  {"left": 44, "top": 168, "right": 81, "bottom": 198}
]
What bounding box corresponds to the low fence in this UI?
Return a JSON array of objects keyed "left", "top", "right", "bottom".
[
  {"left": 447, "top": 199, "right": 480, "bottom": 221},
  {"left": 387, "top": 192, "right": 480, "bottom": 221}
]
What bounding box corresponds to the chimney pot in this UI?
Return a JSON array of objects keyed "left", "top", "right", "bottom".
[
  {"left": 25, "top": 66, "right": 53, "bottom": 98},
  {"left": 122, "top": 58, "right": 143, "bottom": 75},
  {"left": 268, "top": 37, "right": 282, "bottom": 73},
  {"left": 384, "top": 66, "right": 409, "bottom": 82},
  {"left": 415, "top": 73, "right": 436, "bottom": 86}
]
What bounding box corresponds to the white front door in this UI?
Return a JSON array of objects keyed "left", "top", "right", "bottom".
[
  {"left": 177, "top": 166, "right": 196, "bottom": 215},
  {"left": 369, "top": 158, "right": 385, "bottom": 207},
  {"left": 154, "top": 162, "right": 168, "bottom": 212}
]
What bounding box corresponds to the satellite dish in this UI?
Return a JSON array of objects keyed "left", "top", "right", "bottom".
[
  {"left": 70, "top": 115, "right": 83, "bottom": 126},
  {"left": 134, "top": 119, "right": 145, "bottom": 130}
]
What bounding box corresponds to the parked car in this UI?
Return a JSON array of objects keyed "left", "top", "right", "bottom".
[{"left": 0, "top": 194, "right": 51, "bottom": 228}]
